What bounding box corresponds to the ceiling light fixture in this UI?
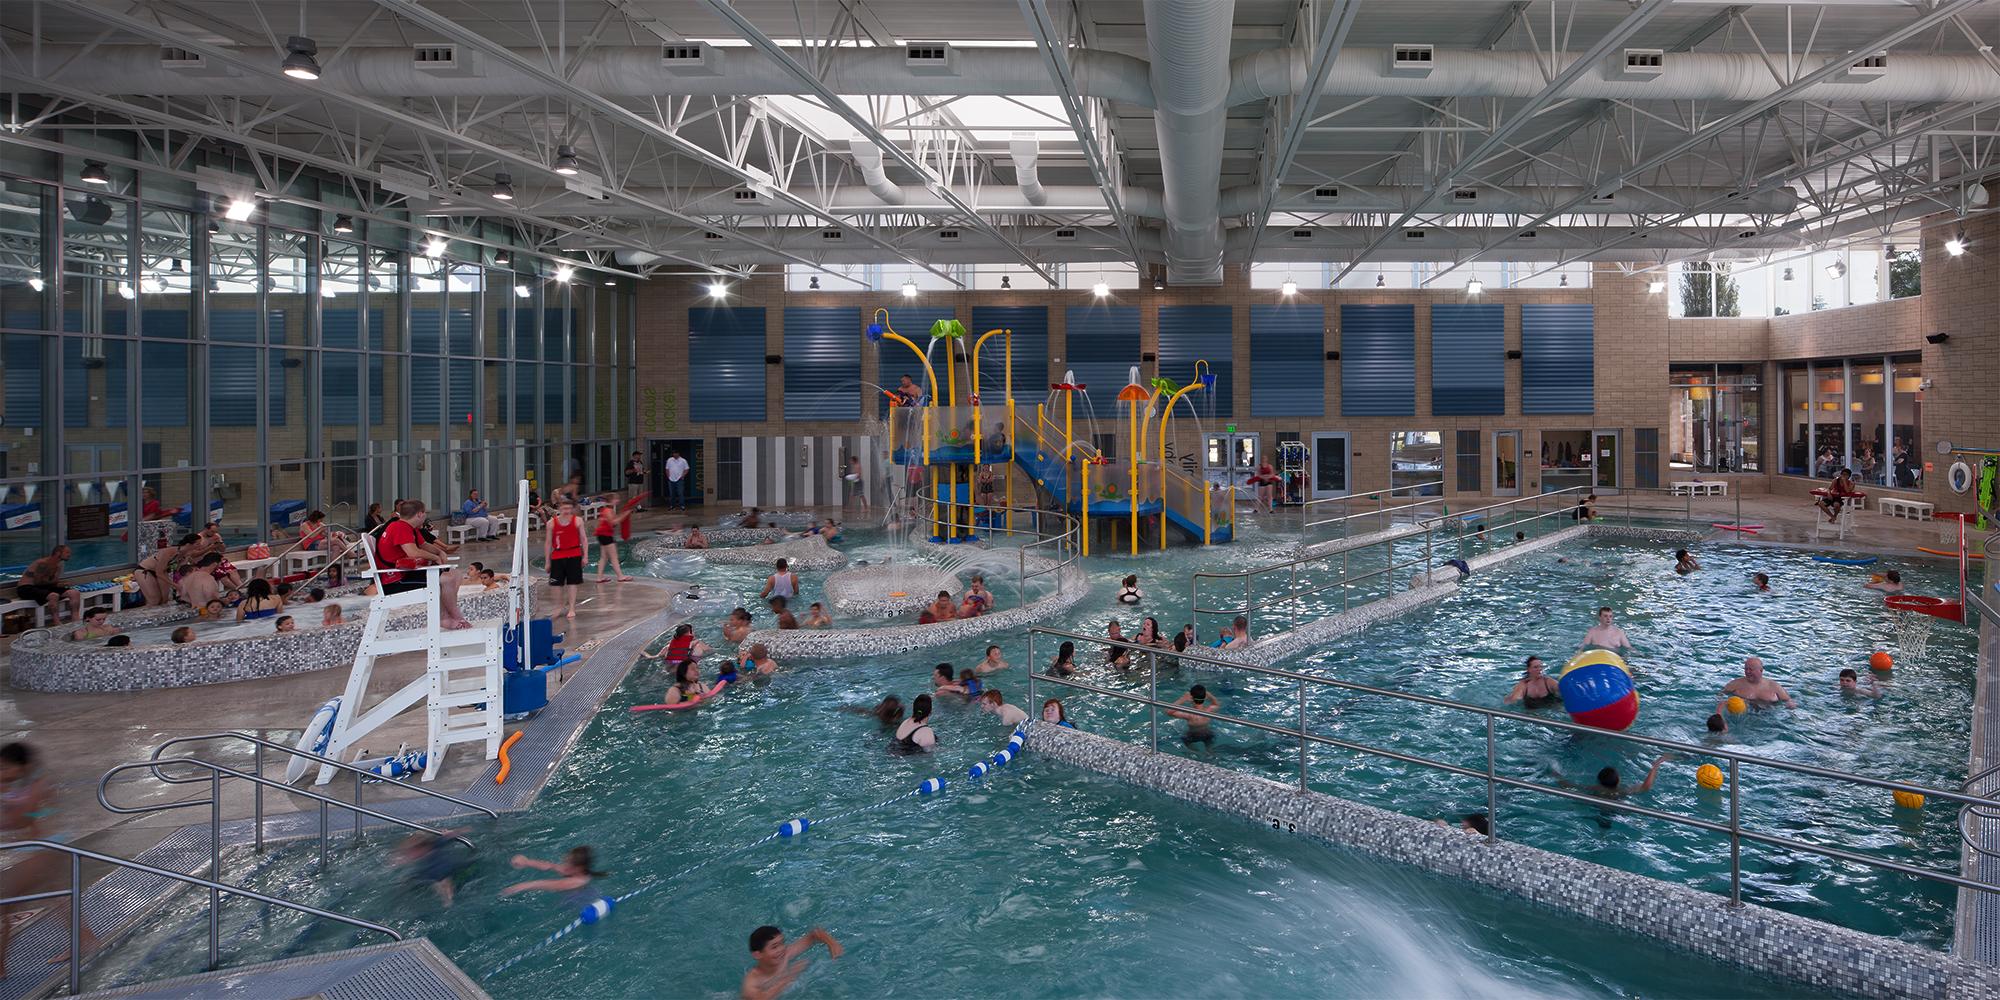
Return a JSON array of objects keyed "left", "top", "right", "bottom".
[
  {"left": 808, "top": 276, "right": 820, "bottom": 289},
  {"left": 490, "top": 171, "right": 515, "bottom": 201},
  {"left": 1091, "top": 282, "right": 1110, "bottom": 298},
  {"left": 553, "top": 145, "right": 582, "bottom": 176},
  {"left": 1559, "top": 274, "right": 1569, "bottom": 287},
  {"left": 1280, "top": 279, "right": 1298, "bottom": 297},
  {"left": 514, "top": 283, "right": 531, "bottom": 299},
  {"left": 424, "top": 237, "right": 448, "bottom": 259},
  {"left": 224, "top": 198, "right": 257, "bottom": 221},
  {"left": 493, "top": 249, "right": 511, "bottom": 266},
  {"left": 332, "top": 214, "right": 354, "bottom": 234},
  {"left": 901, "top": 278, "right": 918, "bottom": 299},
  {"left": 1825, "top": 260, "right": 1846, "bottom": 279},
  {"left": 1647, "top": 279, "right": 1666, "bottom": 293},
  {"left": 281, "top": 35, "right": 322, "bottom": 80},
  {"left": 707, "top": 281, "right": 728, "bottom": 299},
  {"left": 79, "top": 160, "right": 110, "bottom": 185},
  {"left": 117, "top": 283, "right": 135, "bottom": 300},
  {"left": 1152, "top": 273, "right": 1164, "bottom": 291},
  {"left": 1466, "top": 278, "right": 1483, "bottom": 295},
  {"left": 28, "top": 277, "right": 45, "bottom": 292},
  {"left": 554, "top": 264, "right": 574, "bottom": 284},
  {"left": 1374, "top": 274, "right": 1385, "bottom": 287},
  {"left": 1000, "top": 276, "right": 1011, "bottom": 289},
  {"left": 1945, "top": 232, "right": 1967, "bottom": 256}
]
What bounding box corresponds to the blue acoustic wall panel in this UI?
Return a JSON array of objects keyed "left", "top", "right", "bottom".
[
  {"left": 689, "top": 306, "right": 767, "bottom": 422},
  {"left": 877, "top": 307, "right": 954, "bottom": 415},
  {"left": 969, "top": 306, "right": 1049, "bottom": 401},
  {"left": 1249, "top": 304, "right": 1324, "bottom": 417},
  {"left": 1429, "top": 303, "right": 1505, "bottom": 415},
  {"left": 1339, "top": 304, "right": 1416, "bottom": 417},
  {"left": 1062, "top": 305, "right": 1140, "bottom": 420},
  {"left": 783, "top": 307, "right": 861, "bottom": 421},
  {"left": 1157, "top": 304, "right": 1233, "bottom": 418},
  {"left": 1521, "top": 303, "right": 1595, "bottom": 414}
]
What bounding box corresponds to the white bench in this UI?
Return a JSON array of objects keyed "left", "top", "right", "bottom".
[
  {"left": 233, "top": 556, "right": 280, "bottom": 580},
  {"left": 1879, "top": 497, "right": 1933, "bottom": 521},
  {"left": 1670, "top": 481, "right": 1727, "bottom": 497},
  {"left": 489, "top": 514, "right": 514, "bottom": 536},
  {"left": 79, "top": 588, "right": 121, "bottom": 616},
  {"left": 281, "top": 549, "right": 330, "bottom": 576},
  {"left": 0, "top": 598, "right": 47, "bottom": 629}
]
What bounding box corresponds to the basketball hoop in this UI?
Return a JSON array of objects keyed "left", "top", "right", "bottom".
[{"left": 1884, "top": 594, "right": 1966, "bottom": 623}]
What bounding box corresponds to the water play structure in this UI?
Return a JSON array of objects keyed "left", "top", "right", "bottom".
[{"left": 867, "top": 309, "right": 1231, "bottom": 555}]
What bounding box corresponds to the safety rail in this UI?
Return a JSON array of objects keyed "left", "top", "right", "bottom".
[
  {"left": 907, "top": 486, "right": 1081, "bottom": 609},
  {"left": 1023, "top": 626, "right": 2000, "bottom": 912},
  {"left": 1299, "top": 481, "right": 1444, "bottom": 545},
  {"left": 0, "top": 838, "right": 399, "bottom": 994},
  {"left": 1600, "top": 485, "right": 1746, "bottom": 534},
  {"left": 1193, "top": 487, "right": 1591, "bottom": 637},
  {"left": 145, "top": 731, "right": 498, "bottom": 855}
]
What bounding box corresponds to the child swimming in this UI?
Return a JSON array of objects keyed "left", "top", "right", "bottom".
[
  {"left": 1116, "top": 574, "right": 1143, "bottom": 605},
  {"left": 501, "top": 846, "right": 607, "bottom": 897}
]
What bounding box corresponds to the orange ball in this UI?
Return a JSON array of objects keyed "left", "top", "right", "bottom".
[{"left": 1869, "top": 651, "right": 1894, "bottom": 671}]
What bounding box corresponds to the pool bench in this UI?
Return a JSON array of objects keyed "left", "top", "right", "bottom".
[
  {"left": 1878, "top": 497, "right": 1933, "bottom": 521},
  {"left": 1670, "top": 481, "right": 1727, "bottom": 497}
]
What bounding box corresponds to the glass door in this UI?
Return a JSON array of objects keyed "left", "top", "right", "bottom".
[
  {"left": 1493, "top": 431, "right": 1520, "bottom": 497},
  {"left": 1309, "top": 432, "right": 1350, "bottom": 499},
  {"left": 1204, "top": 432, "right": 1259, "bottom": 499},
  {"left": 1592, "top": 430, "right": 1621, "bottom": 492}
]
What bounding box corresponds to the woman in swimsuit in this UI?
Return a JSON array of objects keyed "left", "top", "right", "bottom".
[
  {"left": 664, "top": 660, "right": 707, "bottom": 706},
  {"left": 594, "top": 501, "right": 633, "bottom": 583},
  {"left": 1046, "top": 641, "right": 1077, "bottom": 678},
  {"left": 0, "top": 743, "right": 98, "bottom": 975},
  {"left": 501, "top": 846, "right": 607, "bottom": 898},
  {"left": 893, "top": 695, "right": 938, "bottom": 752},
  {"left": 136, "top": 532, "right": 197, "bottom": 607},
  {"left": 236, "top": 578, "right": 284, "bottom": 621},
  {"left": 1503, "top": 656, "right": 1562, "bottom": 708}
]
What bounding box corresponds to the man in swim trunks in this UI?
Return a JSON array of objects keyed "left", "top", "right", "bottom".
[
  {"left": 1578, "top": 606, "right": 1632, "bottom": 656},
  {"left": 742, "top": 925, "right": 842, "bottom": 1000},
  {"left": 1716, "top": 656, "right": 1796, "bottom": 713},
  {"left": 1503, "top": 656, "right": 1560, "bottom": 707},
  {"left": 760, "top": 558, "right": 798, "bottom": 601},
  {"left": 17, "top": 546, "right": 84, "bottom": 624},
  {"left": 1169, "top": 684, "right": 1220, "bottom": 750}
]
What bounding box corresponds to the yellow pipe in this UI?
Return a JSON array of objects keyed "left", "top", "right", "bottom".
[
  {"left": 871, "top": 310, "right": 941, "bottom": 464},
  {"left": 947, "top": 463, "right": 958, "bottom": 540},
  {"left": 1081, "top": 460, "right": 1091, "bottom": 557},
  {"left": 930, "top": 465, "right": 940, "bottom": 539},
  {"left": 1063, "top": 391, "right": 1074, "bottom": 461},
  {"left": 1128, "top": 400, "right": 1138, "bottom": 555},
  {"left": 1004, "top": 328, "right": 1015, "bottom": 534},
  {"left": 1203, "top": 488, "right": 1212, "bottom": 545},
  {"left": 1155, "top": 381, "right": 1207, "bottom": 550}
]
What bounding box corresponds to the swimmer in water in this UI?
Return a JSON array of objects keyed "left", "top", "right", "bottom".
[
  {"left": 741, "top": 925, "right": 843, "bottom": 1000},
  {"left": 1041, "top": 698, "right": 1075, "bottom": 728},
  {"left": 1715, "top": 656, "right": 1797, "bottom": 713},
  {"left": 1752, "top": 572, "right": 1770, "bottom": 592},
  {"left": 932, "top": 663, "right": 968, "bottom": 696},
  {"left": 501, "top": 846, "right": 607, "bottom": 897},
  {"left": 1555, "top": 755, "right": 1672, "bottom": 800},
  {"left": 978, "top": 689, "right": 1029, "bottom": 727},
  {"left": 769, "top": 596, "right": 798, "bottom": 630},
  {"left": 975, "top": 645, "right": 1009, "bottom": 674},
  {"left": 685, "top": 525, "right": 709, "bottom": 550},
  {"left": 1674, "top": 549, "right": 1701, "bottom": 574},
  {"left": 722, "top": 608, "right": 754, "bottom": 644},
  {"left": 893, "top": 695, "right": 938, "bottom": 752},
  {"left": 1168, "top": 684, "right": 1220, "bottom": 750},
  {"left": 743, "top": 643, "right": 779, "bottom": 677},
  {"left": 322, "top": 603, "right": 345, "bottom": 628},
  {"left": 1864, "top": 570, "right": 1904, "bottom": 595},
  {"left": 1105, "top": 619, "right": 1125, "bottom": 643},
  {"left": 838, "top": 695, "right": 903, "bottom": 727},
  {"left": 803, "top": 602, "right": 833, "bottom": 628},
  {"left": 1503, "top": 656, "right": 1561, "bottom": 707},
  {"left": 1838, "top": 668, "right": 1883, "bottom": 699},
  {"left": 1046, "top": 641, "right": 1077, "bottom": 678},
  {"left": 664, "top": 660, "right": 707, "bottom": 706},
  {"left": 1578, "top": 606, "right": 1633, "bottom": 656},
  {"left": 68, "top": 608, "right": 117, "bottom": 642},
  {"left": 0, "top": 742, "right": 99, "bottom": 972},
  {"left": 396, "top": 830, "right": 473, "bottom": 906},
  {"left": 1116, "top": 574, "right": 1143, "bottom": 605}
]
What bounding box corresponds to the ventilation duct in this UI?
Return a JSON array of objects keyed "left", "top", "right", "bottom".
[
  {"left": 1144, "top": 0, "right": 1236, "bottom": 285},
  {"left": 846, "top": 137, "right": 905, "bottom": 206},
  {"left": 1010, "top": 133, "right": 1047, "bottom": 207}
]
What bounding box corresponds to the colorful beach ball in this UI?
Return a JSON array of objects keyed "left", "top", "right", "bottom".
[{"left": 1558, "top": 649, "right": 1638, "bottom": 731}]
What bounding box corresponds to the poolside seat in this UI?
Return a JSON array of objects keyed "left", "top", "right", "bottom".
[
  {"left": 0, "top": 598, "right": 47, "bottom": 630},
  {"left": 1878, "top": 497, "right": 1933, "bottom": 521}
]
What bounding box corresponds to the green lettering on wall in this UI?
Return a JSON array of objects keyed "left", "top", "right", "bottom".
[{"left": 641, "top": 387, "right": 679, "bottom": 435}]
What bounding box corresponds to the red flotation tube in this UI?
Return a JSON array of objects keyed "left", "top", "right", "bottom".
[
  {"left": 1712, "top": 523, "right": 1764, "bottom": 532},
  {"left": 630, "top": 679, "right": 731, "bottom": 713}
]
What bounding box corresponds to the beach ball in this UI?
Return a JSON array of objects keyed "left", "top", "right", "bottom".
[
  {"left": 1893, "top": 790, "right": 1925, "bottom": 810},
  {"left": 1869, "top": 651, "right": 1894, "bottom": 671},
  {"left": 1725, "top": 696, "right": 1747, "bottom": 715},
  {"left": 1558, "top": 649, "right": 1638, "bottom": 731},
  {"left": 1695, "top": 764, "right": 1725, "bottom": 790}
]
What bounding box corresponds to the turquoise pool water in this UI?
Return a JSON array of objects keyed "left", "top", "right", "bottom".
[{"left": 81, "top": 512, "right": 1972, "bottom": 995}]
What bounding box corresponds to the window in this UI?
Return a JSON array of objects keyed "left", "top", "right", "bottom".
[
  {"left": 1668, "top": 364, "right": 1761, "bottom": 473},
  {"left": 1779, "top": 355, "right": 1920, "bottom": 488},
  {"left": 1670, "top": 263, "right": 1741, "bottom": 317},
  {"left": 1389, "top": 431, "right": 1442, "bottom": 496},
  {"left": 1454, "top": 430, "right": 1480, "bottom": 493},
  {"left": 1540, "top": 429, "right": 1592, "bottom": 494},
  {"left": 714, "top": 436, "right": 742, "bottom": 502}
]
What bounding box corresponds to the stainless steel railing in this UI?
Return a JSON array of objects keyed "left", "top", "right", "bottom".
[
  {"left": 1024, "top": 626, "right": 2000, "bottom": 911},
  {"left": 1299, "top": 480, "right": 1444, "bottom": 545},
  {"left": 144, "top": 731, "right": 498, "bottom": 856},
  {"left": 906, "top": 485, "right": 1081, "bottom": 609},
  {"left": 0, "top": 839, "right": 399, "bottom": 995}
]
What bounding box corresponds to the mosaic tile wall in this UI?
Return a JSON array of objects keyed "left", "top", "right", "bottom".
[
  {"left": 745, "top": 561, "right": 1091, "bottom": 660},
  {"left": 1025, "top": 722, "right": 2000, "bottom": 1000}
]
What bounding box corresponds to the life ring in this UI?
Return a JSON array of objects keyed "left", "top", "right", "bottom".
[
  {"left": 1812, "top": 556, "right": 1877, "bottom": 566},
  {"left": 630, "top": 679, "right": 731, "bottom": 713},
  {"left": 1915, "top": 546, "right": 1986, "bottom": 559},
  {"left": 1949, "top": 461, "right": 1975, "bottom": 494},
  {"left": 1712, "top": 523, "right": 1764, "bottom": 532}
]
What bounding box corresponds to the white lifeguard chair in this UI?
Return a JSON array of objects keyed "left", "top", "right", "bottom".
[{"left": 308, "top": 485, "right": 529, "bottom": 784}]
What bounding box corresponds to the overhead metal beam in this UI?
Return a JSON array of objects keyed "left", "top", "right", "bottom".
[
  {"left": 1421, "top": 0, "right": 1991, "bottom": 285},
  {"left": 698, "top": 0, "right": 1060, "bottom": 285},
  {"left": 1669, "top": 5, "right": 1746, "bottom": 52},
  {"left": 366, "top": 0, "right": 960, "bottom": 287},
  {"left": 1018, "top": 0, "right": 1147, "bottom": 269},
  {"left": 1330, "top": 0, "right": 1674, "bottom": 286},
  {"left": 1240, "top": 0, "right": 1364, "bottom": 263}
]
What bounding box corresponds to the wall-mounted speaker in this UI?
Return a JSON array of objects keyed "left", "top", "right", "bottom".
[
  {"left": 1325, "top": 351, "right": 1339, "bottom": 361},
  {"left": 1925, "top": 332, "right": 1950, "bottom": 344},
  {"left": 1506, "top": 349, "right": 1523, "bottom": 360},
  {"left": 765, "top": 354, "right": 783, "bottom": 364}
]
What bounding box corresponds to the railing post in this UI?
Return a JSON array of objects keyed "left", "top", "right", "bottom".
[
  {"left": 1149, "top": 654, "right": 1159, "bottom": 754},
  {"left": 1027, "top": 632, "right": 1037, "bottom": 711},
  {"left": 1289, "top": 563, "right": 1299, "bottom": 629},
  {"left": 68, "top": 852, "right": 83, "bottom": 994},
  {"left": 1485, "top": 715, "right": 1497, "bottom": 843},
  {"left": 253, "top": 742, "right": 264, "bottom": 853},
  {"left": 1297, "top": 681, "right": 1308, "bottom": 792},
  {"left": 1728, "top": 758, "right": 1742, "bottom": 907},
  {"left": 318, "top": 800, "right": 329, "bottom": 870},
  {"left": 353, "top": 770, "right": 364, "bottom": 839},
  {"left": 209, "top": 770, "right": 222, "bottom": 971}
]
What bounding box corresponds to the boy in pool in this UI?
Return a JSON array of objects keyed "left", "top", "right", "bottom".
[
  {"left": 1864, "top": 570, "right": 1904, "bottom": 595},
  {"left": 1554, "top": 754, "right": 1672, "bottom": 800},
  {"left": 322, "top": 603, "right": 345, "bottom": 627},
  {"left": 170, "top": 626, "right": 196, "bottom": 644},
  {"left": 1578, "top": 607, "right": 1633, "bottom": 656},
  {"left": 1674, "top": 549, "right": 1701, "bottom": 574},
  {"left": 741, "top": 925, "right": 842, "bottom": 1000},
  {"left": 804, "top": 602, "right": 833, "bottom": 628},
  {"left": 501, "top": 846, "right": 606, "bottom": 897},
  {"left": 723, "top": 608, "right": 754, "bottom": 644},
  {"left": 975, "top": 645, "right": 1009, "bottom": 674},
  {"left": 1168, "top": 684, "right": 1220, "bottom": 750},
  {"left": 743, "top": 643, "right": 779, "bottom": 677},
  {"left": 1752, "top": 572, "right": 1770, "bottom": 592},
  {"left": 274, "top": 615, "right": 296, "bottom": 634},
  {"left": 978, "top": 689, "right": 1029, "bottom": 727},
  {"left": 1838, "top": 668, "right": 1883, "bottom": 699},
  {"left": 769, "top": 597, "right": 799, "bottom": 630}
]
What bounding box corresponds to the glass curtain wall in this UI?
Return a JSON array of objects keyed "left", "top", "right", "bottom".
[
  {"left": 1667, "top": 364, "right": 1761, "bottom": 473},
  {"left": 1778, "top": 355, "right": 1922, "bottom": 488},
  {"left": 0, "top": 150, "right": 634, "bottom": 574}
]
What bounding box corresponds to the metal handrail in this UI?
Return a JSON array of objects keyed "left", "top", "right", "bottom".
[
  {"left": 0, "top": 838, "right": 399, "bottom": 994},
  {"left": 1024, "top": 626, "right": 2000, "bottom": 910},
  {"left": 1300, "top": 481, "right": 1444, "bottom": 543},
  {"left": 147, "top": 731, "right": 498, "bottom": 855},
  {"left": 101, "top": 756, "right": 476, "bottom": 882},
  {"left": 907, "top": 485, "right": 1080, "bottom": 609},
  {"left": 1415, "top": 485, "right": 1591, "bottom": 529}
]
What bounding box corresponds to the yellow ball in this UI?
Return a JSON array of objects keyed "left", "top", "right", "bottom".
[
  {"left": 1725, "top": 696, "right": 1747, "bottom": 715},
  {"left": 1893, "top": 790, "right": 1925, "bottom": 810},
  {"left": 1563, "top": 648, "right": 1631, "bottom": 678},
  {"left": 1695, "top": 764, "right": 1725, "bottom": 790}
]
